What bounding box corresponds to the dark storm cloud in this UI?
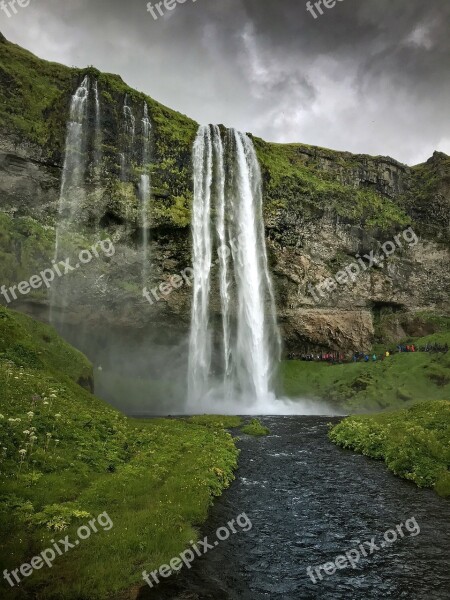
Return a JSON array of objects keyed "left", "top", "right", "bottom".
[{"left": 1, "top": 0, "right": 449, "bottom": 164}]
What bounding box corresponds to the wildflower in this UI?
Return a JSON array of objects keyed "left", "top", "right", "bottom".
[
  {"left": 46, "top": 433, "right": 52, "bottom": 438},
  {"left": 27, "top": 411, "right": 34, "bottom": 419},
  {"left": 49, "top": 394, "right": 57, "bottom": 399},
  {"left": 0, "top": 414, "right": 4, "bottom": 420},
  {"left": 54, "top": 413, "right": 62, "bottom": 419},
  {"left": 23, "top": 430, "right": 31, "bottom": 436},
  {"left": 18, "top": 449, "right": 27, "bottom": 456},
  {"left": 43, "top": 401, "right": 49, "bottom": 406}
]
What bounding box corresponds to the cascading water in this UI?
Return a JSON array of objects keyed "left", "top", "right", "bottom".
[
  {"left": 230, "top": 129, "right": 281, "bottom": 401},
  {"left": 213, "top": 126, "right": 232, "bottom": 397},
  {"left": 139, "top": 103, "right": 152, "bottom": 285},
  {"left": 188, "top": 125, "right": 214, "bottom": 404},
  {"left": 51, "top": 76, "right": 90, "bottom": 326},
  {"left": 56, "top": 75, "right": 90, "bottom": 240},
  {"left": 188, "top": 125, "right": 281, "bottom": 411},
  {"left": 121, "top": 95, "right": 135, "bottom": 181},
  {"left": 93, "top": 80, "right": 102, "bottom": 172}
]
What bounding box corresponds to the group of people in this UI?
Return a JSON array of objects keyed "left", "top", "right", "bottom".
[
  {"left": 288, "top": 342, "right": 448, "bottom": 365},
  {"left": 352, "top": 351, "right": 391, "bottom": 363},
  {"left": 295, "top": 353, "right": 346, "bottom": 363}
]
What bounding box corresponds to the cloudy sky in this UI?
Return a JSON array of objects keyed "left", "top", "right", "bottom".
[{"left": 1, "top": 0, "right": 449, "bottom": 165}]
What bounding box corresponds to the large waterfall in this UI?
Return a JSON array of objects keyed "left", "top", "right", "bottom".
[
  {"left": 188, "top": 125, "right": 281, "bottom": 411},
  {"left": 140, "top": 102, "right": 152, "bottom": 285}
]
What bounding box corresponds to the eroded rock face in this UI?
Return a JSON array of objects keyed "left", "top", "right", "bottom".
[
  {"left": 285, "top": 145, "right": 410, "bottom": 198},
  {"left": 0, "top": 140, "right": 61, "bottom": 218}
]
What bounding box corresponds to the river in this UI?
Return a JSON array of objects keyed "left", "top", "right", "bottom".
[{"left": 138, "top": 416, "right": 450, "bottom": 600}]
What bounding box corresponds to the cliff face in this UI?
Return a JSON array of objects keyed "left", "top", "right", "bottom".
[{"left": 0, "top": 34, "right": 449, "bottom": 357}]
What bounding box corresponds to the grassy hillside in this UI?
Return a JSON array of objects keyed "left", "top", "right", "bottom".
[
  {"left": 282, "top": 318, "right": 450, "bottom": 411},
  {"left": 329, "top": 401, "right": 450, "bottom": 497},
  {"left": 255, "top": 138, "right": 411, "bottom": 231},
  {"left": 0, "top": 306, "right": 240, "bottom": 599}
]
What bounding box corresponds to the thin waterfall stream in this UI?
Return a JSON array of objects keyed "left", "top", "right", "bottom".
[
  {"left": 50, "top": 75, "right": 91, "bottom": 328},
  {"left": 140, "top": 102, "right": 152, "bottom": 286}
]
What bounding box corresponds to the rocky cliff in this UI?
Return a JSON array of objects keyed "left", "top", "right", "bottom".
[{"left": 0, "top": 33, "right": 449, "bottom": 364}]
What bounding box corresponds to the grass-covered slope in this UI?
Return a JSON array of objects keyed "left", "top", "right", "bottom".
[
  {"left": 0, "top": 307, "right": 239, "bottom": 599},
  {"left": 329, "top": 401, "right": 450, "bottom": 497},
  {"left": 255, "top": 138, "right": 411, "bottom": 231},
  {"left": 282, "top": 318, "right": 450, "bottom": 411}
]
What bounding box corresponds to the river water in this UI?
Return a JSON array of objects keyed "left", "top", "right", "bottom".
[{"left": 138, "top": 416, "right": 450, "bottom": 600}]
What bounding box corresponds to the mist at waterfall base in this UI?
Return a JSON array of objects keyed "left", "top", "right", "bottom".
[{"left": 50, "top": 80, "right": 337, "bottom": 416}]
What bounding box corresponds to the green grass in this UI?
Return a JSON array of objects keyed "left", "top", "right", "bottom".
[
  {"left": 281, "top": 317, "right": 450, "bottom": 411},
  {"left": 186, "top": 415, "right": 244, "bottom": 429},
  {"left": 281, "top": 350, "right": 450, "bottom": 411},
  {"left": 241, "top": 419, "right": 270, "bottom": 437},
  {"left": 329, "top": 401, "right": 450, "bottom": 497},
  {"left": 0, "top": 305, "right": 92, "bottom": 386},
  {"left": 0, "top": 33, "right": 73, "bottom": 155},
  {"left": 254, "top": 137, "right": 411, "bottom": 232},
  {"left": 0, "top": 307, "right": 239, "bottom": 599}
]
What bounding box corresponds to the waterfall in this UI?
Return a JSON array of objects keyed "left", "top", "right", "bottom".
[
  {"left": 121, "top": 95, "right": 135, "bottom": 181},
  {"left": 188, "top": 125, "right": 281, "bottom": 410},
  {"left": 93, "top": 80, "right": 102, "bottom": 171},
  {"left": 188, "top": 125, "right": 214, "bottom": 404},
  {"left": 213, "top": 126, "right": 232, "bottom": 396},
  {"left": 51, "top": 75, "right": 90, "bottom": 325},
  {"left": 140, "top": 103, "right": 152, "bottom": 284},
  {"left": 231, "top": 129, "right": 280, "bottom": 400},
  {"left": 54, "top": 75, "right": 90, "bottom": 257}
]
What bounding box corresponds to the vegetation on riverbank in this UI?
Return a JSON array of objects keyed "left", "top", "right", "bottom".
[
  {"left": 0, "top": 307, "right": 239, "bottom": 599},
  {"left": 241, "top": 419, "right": 271, "bottom": 436},
  {"left": 281, "top": 320, "right": 450, "bottom": 411},
  {"left": 329, "top": 401, "right": 450, "bottom": 497}
]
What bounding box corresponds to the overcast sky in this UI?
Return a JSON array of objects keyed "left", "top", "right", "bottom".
[{"left": 1, "top": 0, "right": 449, "bottom": 165}]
